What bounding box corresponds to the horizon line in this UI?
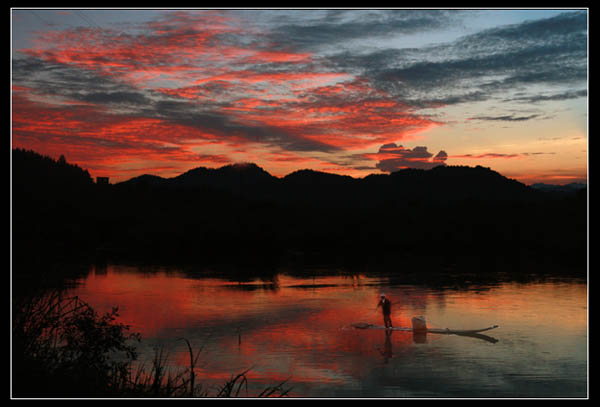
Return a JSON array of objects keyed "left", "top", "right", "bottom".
[{"left": 12, "top": 147, "right": 587, "bottom": 187}]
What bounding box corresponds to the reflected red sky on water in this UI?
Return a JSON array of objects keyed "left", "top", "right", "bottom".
[{"left": 69, "top": 265, "right": 587, "bottom": 397}]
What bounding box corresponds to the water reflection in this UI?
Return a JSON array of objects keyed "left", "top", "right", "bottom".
[
  {"left": 377, "top": 331, "right": 394, "bottom": 363},
  {"left": 412, "top": 330, "right": 428, "bottom": 344},
  {"left": 68, "top": 265, "right": 587, "bottom": 398}
]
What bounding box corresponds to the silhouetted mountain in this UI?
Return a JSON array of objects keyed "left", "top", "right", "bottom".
[
  {"left": 283, "top": 168, "right": 354, "bottom": 185},
  {"left": 12, "top": 149, "right": 96, "bottom": 270},
  {"left": 12, "top": 148, "right": 93, "bottom": 191},
  {"left": 361, "top": 165, "right": 535, "bottom": 206},
  {"left": 12, "top": 148, "right": 587, "bottom": 278},
  {"left": 530, "top": 182, "right": 587, "bottom": 193},
  {"left": 114, "top": 163, "right": 538, "bottom": 207},
  {"left": 117, "top": 174, "right": 168, "bottom": 188},
  {"left": 173, "top": 162, "right": 276, "bottom": 189}
]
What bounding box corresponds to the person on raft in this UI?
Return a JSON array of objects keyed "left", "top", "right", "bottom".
[{"left": 376, "top": 293, "right": 393, "bottom": 328}]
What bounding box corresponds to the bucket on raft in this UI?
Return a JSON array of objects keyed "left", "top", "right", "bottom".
[{"left": 411, "top": 316, "right": 427, "bottom": 331}]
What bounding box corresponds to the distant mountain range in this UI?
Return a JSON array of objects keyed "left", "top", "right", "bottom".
[
  {"left": 530, "top": 182, "right": 587, "bottom": 193},
  {"left": 116, "top": 162, "right": 545, "bottom": 206},
  {"left": 12, "top": 147, "right": 585, "bottom": 208}
]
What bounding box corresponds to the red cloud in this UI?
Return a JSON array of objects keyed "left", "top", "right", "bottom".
[
  {"left": 11, "top": 91, "right": 235, "bottom": 180},
  {"left": 13, "top": 11, "right": 446, "bottom": 181}
]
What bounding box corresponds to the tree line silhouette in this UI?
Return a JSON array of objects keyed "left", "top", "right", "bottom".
[{"left": 12, "top": 148, "right": 587, "bottom": 279}]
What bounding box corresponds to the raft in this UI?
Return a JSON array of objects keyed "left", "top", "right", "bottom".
[
  {"left": 351, "top": 322, "right": 499, "bottom": 335},
  {"left": 351, "top": 315, "right": 499, "bottom": 343}
]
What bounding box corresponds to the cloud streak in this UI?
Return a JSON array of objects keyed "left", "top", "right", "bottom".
[
  {"left": 469, "top": 114, "right": 541, "bottom": 122},
  {"left": 452, "top": 152, "right": 556, "bottom": 159}
]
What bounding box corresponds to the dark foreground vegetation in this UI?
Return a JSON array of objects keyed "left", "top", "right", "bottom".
[
  {"left": 12, "top": 148, "right": 587, "bottom": 276},
  {"left": 12, "top": 289, "right": 291, "bottom": 398}
]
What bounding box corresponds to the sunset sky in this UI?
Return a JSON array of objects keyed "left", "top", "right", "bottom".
[{"left": 11, "top": 8, "right": 588, "bottom": 184}]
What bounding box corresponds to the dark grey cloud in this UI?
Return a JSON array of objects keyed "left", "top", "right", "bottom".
[
  {"left": 352, "top": 165, "right": 378, "bottom": 171},
  {"left": 374, "top": 143, "right": 447, "bottom": 173},
  {"left": 149, "top": 99, "right": 340, "bottom": 153},
  {"left": 12, "top": 56, "right": 153, "bottom": 107},
  {"left": 463, "top": 10, "right": 587, "bottom": 45},
  {"left": 267, "top": 9, "right": 470, "bottom": 51},
  {"left": 326, "top": 11, "right": 587, "bottom": 110},
  {"left": 507, "top": 89, "right": 587, "bottom": 104},
  {"left": 80, "top": 91, "right": 151, "bottom": 106},
  {"left": 372, "top": 42, "right": 586, "bottom": 96},
  {"left": 469, "top": 114, "right": 541, "bottom": 122},
  {"left": 146, "top": 96, "right": 339, "bottom": 153}
]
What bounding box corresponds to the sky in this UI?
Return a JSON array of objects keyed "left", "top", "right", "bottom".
[{"left": 11, "top": 8, "right": 588, "bottom": 184}]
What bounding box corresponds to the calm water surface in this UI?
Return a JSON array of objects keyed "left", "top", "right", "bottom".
[{"left": 68, "top": 265, "right": 587, "bottom": 398}]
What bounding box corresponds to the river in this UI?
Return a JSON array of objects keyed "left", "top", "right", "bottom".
[{"left": 66, "top": 264, "right": 587, "bottom": 398}]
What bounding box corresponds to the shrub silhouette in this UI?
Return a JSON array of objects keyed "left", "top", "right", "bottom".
[{"left": 12, "top": 291, "right": 140, "bottom": 397}]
